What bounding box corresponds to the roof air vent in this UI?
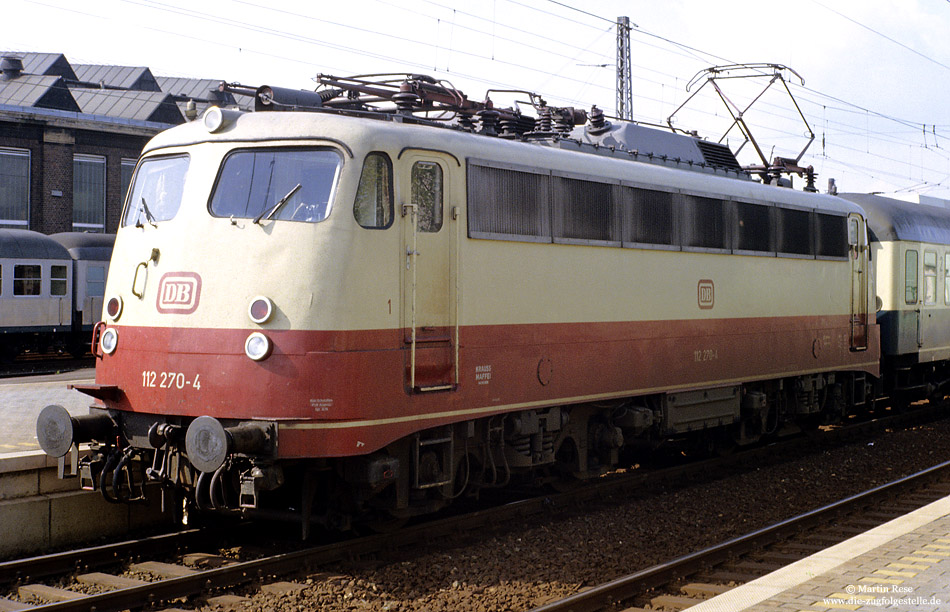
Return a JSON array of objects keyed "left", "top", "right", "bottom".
[{"left": 0, "top": 56, "right": 24, "bottom": 81}]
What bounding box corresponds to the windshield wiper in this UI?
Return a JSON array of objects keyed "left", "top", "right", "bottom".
[
  {"left": 254, "top": 183, "right": 302, "bottom": 224},
  {"left": 135, "top": 197, "right": 158, "bottom": 228}
]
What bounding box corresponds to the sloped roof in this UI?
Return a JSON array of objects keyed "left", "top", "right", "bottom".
[
  {"left": 0, "top": 74, "right": 80, "bottom": 111},
  {"left": 2, "top": 52, "right": 78, "bottom": 80},
  {"left": 73, "top": 64, "right": 161, "bottom": 91},
  {"left": 72, "top": 89, "right": 184, "bottom": 124}
]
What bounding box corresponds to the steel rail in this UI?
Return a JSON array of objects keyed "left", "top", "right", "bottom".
[
  {"left": 0, "top": 528, "right": 210, "bottom": 585},
  {"left": 526, "top": 458, "right": 950, "bottom": 612}
]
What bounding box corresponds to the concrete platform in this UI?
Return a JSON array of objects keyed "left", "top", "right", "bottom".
[
  {"left": 0, "top": 368, "right": 95, "bottom": 454},
  {"left": 687, "top": 494, "right": 950, "bottom": 611},
  {"left": 0, "top": 368, "right": 170, "bottom": 557}
]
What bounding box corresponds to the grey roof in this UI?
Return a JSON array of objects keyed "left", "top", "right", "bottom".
[
  {"left": 73, "top": 64, "right": 161, "bottom": 91},
  {"left": 72, "top": 89, "right": 184, "bottom": 124},
  {"left": 0, "top": 74, "right": 80, "bottom": 111},
  {"left": 50, "top": 232, "right": 115, "bottom": 261},
  {"left": 0, "top": 229, "right": 72, "bottom": 260},
  {"left": 1, "top": 52, "right": 77, "bottom": 80},
  {"left": 839, "top": 192, "right": 950, "bottom": 245}
]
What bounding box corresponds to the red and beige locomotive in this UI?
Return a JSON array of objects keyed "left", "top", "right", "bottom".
[{"left": 35, "top": 73, "right": 949, "bottom": 532}]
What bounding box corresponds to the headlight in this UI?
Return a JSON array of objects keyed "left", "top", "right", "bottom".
[
  {"left": 100, "top": 328, "right": 118, "bottom": 355},
  {"left": 106, "top": 296, "right": 123, "bottom": 320},
  {"left": 244, "top": 332, "right": 272, "bottom": 361},
  {"left": 248, "top": 296, "right": 274, "bottom": 324}
]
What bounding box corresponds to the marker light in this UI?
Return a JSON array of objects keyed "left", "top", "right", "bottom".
[
  {"left": 100, "top": 328, "right": 118, "bottom": 355},
  {"left": 248, "top": 296, "right": 274, "bottom": 324},
  {"left": 244, "top": 332, "right": 272, "bottom": 361},
  {"left": 106, "top": 296, "right": 123, "bottom": 320}
]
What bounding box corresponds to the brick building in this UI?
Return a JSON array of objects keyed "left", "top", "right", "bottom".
[{"left": 0, "top": 52, "right": 250, "bottom": 235}]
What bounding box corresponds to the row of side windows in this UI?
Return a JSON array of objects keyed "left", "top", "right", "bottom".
[
  {"left": 0, "top": 264, "right": 67, "bottom": 297},
  {"left": 465, "top": 161, "right": 848, "bottom": 258},
  {"left": 905, "top": 249, "right": 950, "bottom": 306},
  {"left": 0, "top": 264, "right": 105, "bottom": 298},
  {"left": 0, "top": 148, "right": 135, "bottom": 231},
  {"left": 347, "top": 154, "right": 850, "bottom": 260}
]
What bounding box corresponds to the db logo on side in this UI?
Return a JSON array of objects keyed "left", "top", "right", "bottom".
[
  {"left": 698, "top": 279, "right": 715, "bottom": 310},
  {"left": 157, "top": 272, "right": 202, "bottom": 314}
]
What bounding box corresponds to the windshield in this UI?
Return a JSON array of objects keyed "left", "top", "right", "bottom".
[
  {"left": 209, "top": 148, "right": 342, "bottom": 223},
  {"left": 122, "top": 155, "right": 190, "bottom": 227}
]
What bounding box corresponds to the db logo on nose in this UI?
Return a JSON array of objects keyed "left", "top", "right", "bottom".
[
  {"left": 157, "top": 272, "right": 202, "bottom": 314},
  {"left": 697, "top": 279, "right": 715, "bottom": 310}
]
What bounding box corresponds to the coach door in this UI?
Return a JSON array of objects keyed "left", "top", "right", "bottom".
[
  {"left": 400, "top": 151, "right": 459, "bottom": 392},
  {"left": 849, "top": 214, "right": 869, "bottom": 351}
]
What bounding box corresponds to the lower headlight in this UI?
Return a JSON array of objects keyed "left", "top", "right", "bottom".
[
  {"left": 244, "top": 332, "right": 272, "bottom": 361},
  {"left": 100, "top": 328, "right": 118, "bottom": 355}
]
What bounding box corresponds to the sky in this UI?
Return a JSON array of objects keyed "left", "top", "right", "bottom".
[{"left": 5, "top": 0, "right": 950, "bottom": 199}]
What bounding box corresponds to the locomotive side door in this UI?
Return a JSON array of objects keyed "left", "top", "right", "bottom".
[
  {"left": 400, "top": 151, "right": 460, "bottom": 392},
  {"left": 849, "top": 213, "right": 869, "bottom": 351}
]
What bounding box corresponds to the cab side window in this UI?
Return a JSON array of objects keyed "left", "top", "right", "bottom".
[
  {"left": 905, "top": 249, "right": 918, "bottom": 305},
  {"left": 412, "top": 161, "right": 443, "bottom": 233},
  {"left": 353, "top": 153, "right": 393, "bottom": 229}
]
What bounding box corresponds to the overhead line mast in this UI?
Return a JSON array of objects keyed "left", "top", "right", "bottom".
[{"left": 616, "top": 16, "right": 633, "bottom": 121}]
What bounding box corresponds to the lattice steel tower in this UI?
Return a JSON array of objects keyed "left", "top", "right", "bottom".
[{"left": 616, "top": 16, "right": 633, "bottom": 121}]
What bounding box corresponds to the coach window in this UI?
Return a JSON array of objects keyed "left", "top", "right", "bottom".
[
  {"left": 51, "top": 265, "right": 68, "bottom": 297},
  {"left": 0, "top": 148, "right": 30, "bottom": 228},
  {"left": 412, "top": 161, "right": 443, "bottom": 232},
  {"left": 354, "top": 152, "right": 393, "bottom": 229},
  {"left": 924, "top": 251, "right": 937, "bottom": 305},
  {"left": 88, "top": 265, "right": 106, "bottom": 297},
  {"left": 905, "top": 250, "right": 918, "bottom": 305},
  {"left": 210, "top": 149, "right": 341, "bottom": 223},
  {"left": 14, "top": 265, "right": 41, "bottom": 296},
  {"left": 123, "top": 155, "right": 190, "bottom": 227}
]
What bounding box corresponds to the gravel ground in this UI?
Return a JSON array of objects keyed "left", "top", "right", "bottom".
[{"left": 186, "top": 417, "right": 950, "bottom": 612}]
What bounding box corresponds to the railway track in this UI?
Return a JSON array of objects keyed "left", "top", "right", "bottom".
[
  {"left": 526, "top": 460, "right": 950, "bottom": 612},
  {"left": 2, "top": 404, "right": 948, "bottom": 611}
]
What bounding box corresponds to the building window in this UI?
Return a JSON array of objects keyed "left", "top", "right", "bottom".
[
  {"left": 0, "top": 148, "right": 30, "bottom": 228},
  {"left": 51, "top": 265, "right": 68, "bottom": 296},
  {"left": 74, "top": 154, "right": 106, "bottom": 231},
  {"left": 905, "top": 249, "right": 918, "bottom": 305},
  {"left": 14, "top": 264, "right": 41, "bottom": 296}
]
